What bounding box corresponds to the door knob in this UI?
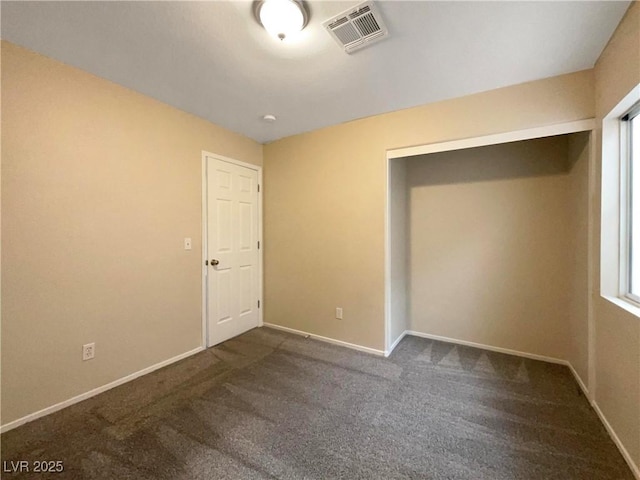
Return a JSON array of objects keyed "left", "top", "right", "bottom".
[{"left": 210, "top": 259, "right": 220, "bottom": 266}]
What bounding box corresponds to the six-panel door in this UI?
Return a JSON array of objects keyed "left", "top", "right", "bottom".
[{"left": 206, "top": 157, "right": 259, "bottom": 346}]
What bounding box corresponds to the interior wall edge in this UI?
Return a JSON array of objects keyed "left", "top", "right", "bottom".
[
  {"left": 567, "top": 362, "right": 590, "bottom": 399},
  {"left": 389, "top": 330, "right": 587, "bottom": 397},
  {"left": 383, "top": 328, "right": 639, "bottom": 477},
  {"left": 385, "top": 330, "right": 408, "bottom": 357},
  {"left": 264, "top": 69, "right": 593, "bottom": 360},
  {"left": 1, "top": 40, "right": 262, "bottom": 424},
  {"left": 592, "top": 0, "right": 640, "bottom": 468},
  {"left": 592, "top": 401, "right": 640, "bottom": 479},
  {"left": 403, "top": 330, "right": 568, "bottom": 365},
  {"left": 0, "top": 346, "right": 205, "bottom": 434},
  {"left": 262, "top": 323, "right": 385, "bottom": 356}
]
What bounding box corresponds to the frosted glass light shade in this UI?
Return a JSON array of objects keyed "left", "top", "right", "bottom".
[{"left": 257, "top": 0, "right": 307, "bottom": 40}]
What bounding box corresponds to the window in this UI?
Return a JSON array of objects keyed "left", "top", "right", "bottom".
[
  {"left": 625, "top": 102, "right": 640, "bottom": 302},
  {"left": 601, "top": 85, "right": 640, "bottom": 314}
]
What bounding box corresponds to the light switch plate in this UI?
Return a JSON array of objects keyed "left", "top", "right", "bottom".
[{"left": 184, "top": 238, "right": 192, "bottom": 250}]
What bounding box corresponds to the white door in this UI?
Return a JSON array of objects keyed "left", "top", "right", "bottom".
[{"left": 206, "top": 156, "right": 260, "bottom": 346}]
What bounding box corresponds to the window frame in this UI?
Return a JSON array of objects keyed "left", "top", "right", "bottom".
[
  {"left": 622, "top": 102, "right": 640, "bottom": 305},
  {"left": 600, "top": 83, "right": 640, "bottom": 318}
]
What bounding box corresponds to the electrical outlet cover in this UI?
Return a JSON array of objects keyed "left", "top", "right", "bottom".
[{"left": 82, "top": 343, "right": 95, "bottom": 361}]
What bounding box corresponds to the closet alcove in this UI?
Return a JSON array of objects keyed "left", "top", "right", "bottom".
[{"left": 386, "top": 130, "right": 591, "bottom": 384}]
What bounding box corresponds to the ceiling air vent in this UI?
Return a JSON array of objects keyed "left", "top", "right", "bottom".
[{"left": 323, "top": 1, "right": 389, "bottom": 54}]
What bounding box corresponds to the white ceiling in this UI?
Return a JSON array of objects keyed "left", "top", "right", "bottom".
[{"left": 1, "top": 1, "right": 631, "bottom": 143}]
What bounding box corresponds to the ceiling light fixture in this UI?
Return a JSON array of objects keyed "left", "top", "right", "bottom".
[{"left": 254, "top": 0, "right": 309, "bottom": 41}]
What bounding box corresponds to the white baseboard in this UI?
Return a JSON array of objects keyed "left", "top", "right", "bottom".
[
  {"left": 385, "top": 330, "right": 408, "bottom": 357},
  {"left": 558, "top": 365, "right": 640, "bottom": 479},
  {"left": 405, "top": 329, "right": 638, "bottom": 478},
  {"left": 0, "top": 346, "right": 205, "bottom": 434},
  {"left": 405, "top": 330, "right": 567, "bottom": 365},
  {"left": 405, "top": 331, "right": 589, "bottom": 398},
  {"left": 566, "top": 362, "right": 590, "bottom": 399},
  {"left": 592, "top": 401, "right": 640, "bottom": 479},
  {"left": 559, "top": 365, "right": 633, "bottom": 478},
  {"left": 263, "top": 323, "right": 385, "bottom": 356},
  {"left": 3, "top": 327, "right": 637, "bottom": 479}
]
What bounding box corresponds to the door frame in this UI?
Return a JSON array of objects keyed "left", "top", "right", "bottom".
[{"left": 201, "top": 151, "right": 263, "bottom": 348}]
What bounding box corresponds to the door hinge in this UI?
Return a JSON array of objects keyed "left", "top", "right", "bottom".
[
  {"left": 257, "top": 240, "right": 260, "bottom": 249},
  {"left": 258, "top": 184, "right": 260, "bottom": 192},
  {"left": 258, "top": 300, "right": 261, "bottom": 308},
  {"left": 205, "top": 259, "right": 208, "bottom": 266}
]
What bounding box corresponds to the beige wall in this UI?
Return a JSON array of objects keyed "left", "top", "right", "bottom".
[
  {"left": 593, "top": 1, "right": 640, "bottom": 470},
  {"left": 264, "top": 70, "right": 594, "bottom": 351},
  {"left": 388, "top": 159, "right": 409, "bottom": 349},
  {"left": 566, "top": 132, "right": 590, "bottom": 384},
  {"left": 406, "top": 136, "right": 576, "bottom": 360},
  {"left": 1, "top": 42, "right": 262, "bottom": 424},
  {"left": 2, "top": 6, "right": 636, "bottom": 468}
]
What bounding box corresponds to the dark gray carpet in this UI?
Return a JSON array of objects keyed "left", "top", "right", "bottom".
[{"left": 1, "top": 327, "right": 634, "bottom": 479}]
